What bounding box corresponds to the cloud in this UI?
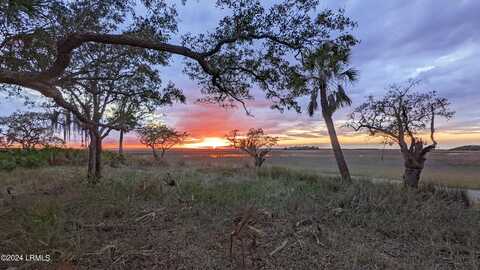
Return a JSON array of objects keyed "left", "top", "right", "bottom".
[{"left": 163, "top": 102, "right": 253, "bottom": 138}]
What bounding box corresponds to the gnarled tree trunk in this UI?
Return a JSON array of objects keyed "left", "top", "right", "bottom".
[
  {"left": 403, "top": 166, "right": 423, "bottom": 188},
  {"left": 254, "top": 156, "right": 265, "bottom": 168},
  {"left": 401, "top": 141, "right": 434, "bottom": 188},
  {"left": 151, "top": 147, "right": 159, "bottom": 160}
]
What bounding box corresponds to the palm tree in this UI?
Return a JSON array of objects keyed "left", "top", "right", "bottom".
[{"left": 302, "top": 43, "right": 358, "bottom": 182}]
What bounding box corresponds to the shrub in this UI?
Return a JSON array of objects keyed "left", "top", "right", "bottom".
[
  {"left": 17, "top": 154, "right": 46, "bottom": 168},
  {"left": 0, "top": 158, "right": 17, "bottom": 171},
  {"left": 0, "top": 148, "right": 88, "bottom": 171}
]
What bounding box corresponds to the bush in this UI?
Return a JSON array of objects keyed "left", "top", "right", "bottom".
[
  {"left": 17, "top": 154, "right": 46, "bottom": 168},
  {"left": 0, "top": 158, "right": 17, "bottom": 171},
  {"left": 0, "top": 148, "right": 88, "bottom": 171}
]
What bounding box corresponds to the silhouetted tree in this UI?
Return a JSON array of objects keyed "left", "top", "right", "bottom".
[
  {"left": 226, "top": 128, "right": 278, "bottom": 168},
  {"left": 0, "top": 111, "right": 64, "bottom": 149},
  {"left": 57, "top": 43, "right": 184, "bottom": 180},
  {"left": 0, "top": 0, "right": 357, "bottom": 125},
  {"left": 348, "top": 80, "right": 454, "bottom": 188},
  {"left": 136, "top": 124, "right": 188, "bottom": 160},
  {"left": 292, "top": 42, "right": 358, "bottom": 182},
  {"left": 110, "top": 104, "right": 137, "bottom": 158},
  {"left": 107, "top": 96, "right": 163, "bottom": 158}
]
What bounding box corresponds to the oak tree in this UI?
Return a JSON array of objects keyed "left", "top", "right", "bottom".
[
  {"left": 0, "top": 0, "right": 356, "bottom": 125},
  {"left": 0, "top": 111, "right": 64, "bottom": 150},
  {"left": 50, "top": 42, "right": 183, "bottom": 180},
  {"left": 226, "top": 128, "right": 278, "bottom": 168},
  {"left": 348, "top": 81, "right": 454, "bottom": 188},
  {"left": 136, "top": 124, "right": 188, "bottom": 160}
]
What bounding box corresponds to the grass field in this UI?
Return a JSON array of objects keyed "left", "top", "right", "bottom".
[
  {"left": 128, "top": 148, "right": 480, "bottom": 189},
  {"left": 1, "top": 157, "right": 479, "bottom": 269}
]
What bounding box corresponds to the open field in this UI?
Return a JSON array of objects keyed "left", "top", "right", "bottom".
[
  {"left": 1, "top": 161, "right": 479, "bottom": 269},
  {"left": 127, "top": 148, "right": 480, "bottom": 189}
]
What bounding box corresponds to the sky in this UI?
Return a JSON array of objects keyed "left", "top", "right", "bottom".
[{"left": 1, "top": 0, "right": 480, "bottom": 149}]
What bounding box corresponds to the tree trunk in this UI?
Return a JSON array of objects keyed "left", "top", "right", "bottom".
[
  {"left": 95, "top": 134, "right": 102, "bottom": 178},
  {"left": 254, "top": 156, "right": 265, "bottom": 168},
  {"left": 401, "top": 142, "right": 431, "bottom": 188},
  {"left": 87, "top": 129, "right": 102, "bottom": 182},
  {"left": 161, "top": 149, "right": 166, "bottom": 159},
  {"left": 322, "top": 111, "right": 352, "bottom": 182},
  {"left": 402, "top": 153, "right": 425, "bottom": 188},
  {"left": 151, "top": 147, "right": 159, "bottom": 160},
  {"left": 118, "top": 129, "right": 124, "bottom": 156},
  {"left": 403, "top": 166, "right": 423, "bottom": 188}
]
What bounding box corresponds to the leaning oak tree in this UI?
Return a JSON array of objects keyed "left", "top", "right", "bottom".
[
  {"left": 0, "top": 0, "right": 357, "bottom": 176},
  {"left": 136, "top": 124, "right": 188, "bottom": 160},
  {"left": 226, "top": 128, "right": 278, "bottom": 168},
  {"left": 347, "top": 81, "right": 454, "bottom": 188},
  {"left": 0, "top": 111, "right": 64, "bottom": 150}
]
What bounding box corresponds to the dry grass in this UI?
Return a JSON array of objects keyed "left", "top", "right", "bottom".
[
  {"left": 126, "top": 148, "right": 480, "bottom": 189},
  {"left": 0, "top": 161, "right": 479, "bottom": 269}
]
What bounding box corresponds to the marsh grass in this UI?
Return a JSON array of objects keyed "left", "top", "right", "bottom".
[{"left": 0, "top": 164, "right": 479, "bottom": 269}]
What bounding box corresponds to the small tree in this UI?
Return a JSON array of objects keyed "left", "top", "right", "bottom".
[
  {"left": 0, "top": 111, "right": 64, "bottom": 150},
  {"left": 136, "top": 124, "right": 188, "bottom": 160},
  {"left": 348, "top": 81, "right": 454, "bottom": 188},
  {"left": 226, "top": 128, "right": 278, "bottom": 168}
]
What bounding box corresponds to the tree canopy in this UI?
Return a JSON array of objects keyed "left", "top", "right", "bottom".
[
  {"left": 226, "top": 128, "right": 278, "bottom": 167},
  {"left": 0, "top": 111, "right": 64, "bottom": 149},
  {"left": 347, "top": 80, "right": 455, "bottom": 187},
  {"left": 136, "top": 124, "right": 188, "bottom": 159},
  {"left": 0, "top": 0, "right": 358, "bottom": 123},
  {"left": 348, "top": 81, "right": 454, "bottom": 148}
]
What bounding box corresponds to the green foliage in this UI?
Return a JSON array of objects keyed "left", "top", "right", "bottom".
[
  {"left": 0, "top": 148, "right": 87, "bottom": 170},
  {"left": 16, "top": 199, "right": 64, "bottom": 246},
  {"left": 0, "top": 157, "right": 17, "bottom": 171},
  {"left": 17, "top": 154, "right": 46, "bottom": 168},
  {"left": 299, "top": 43, "right": 358, "bottom": 116}
]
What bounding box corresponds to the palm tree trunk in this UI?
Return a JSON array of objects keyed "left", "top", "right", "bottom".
[
  {"left": 319, "top": 84, "right": 352, "bottom": 183},
  {"left": 323, "top": 111, "right": 352, "bottom": 182}
]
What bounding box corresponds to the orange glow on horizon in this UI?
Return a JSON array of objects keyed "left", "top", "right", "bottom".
[
  {"left": 63, "top": 131, "right": 480, "bottom": 150},
  {"left": 183, "top": 137, "right": 230, "bottom": 149}
]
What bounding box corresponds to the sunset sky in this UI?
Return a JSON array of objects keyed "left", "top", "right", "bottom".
[{"left": 1, "top": 0, "right": 480, "bottom": 149}]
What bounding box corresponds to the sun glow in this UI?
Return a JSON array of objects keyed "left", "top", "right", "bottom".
[{"left": 183, "top": 137, "right": 230, "bottom": 149}]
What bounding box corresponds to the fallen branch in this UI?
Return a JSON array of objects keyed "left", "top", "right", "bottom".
[
  {"left": 269, "top": 239, "right": 288, "bottom": 256},
  {"left": 135, "top": 212, "right": 156, "bottom": 223}
]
